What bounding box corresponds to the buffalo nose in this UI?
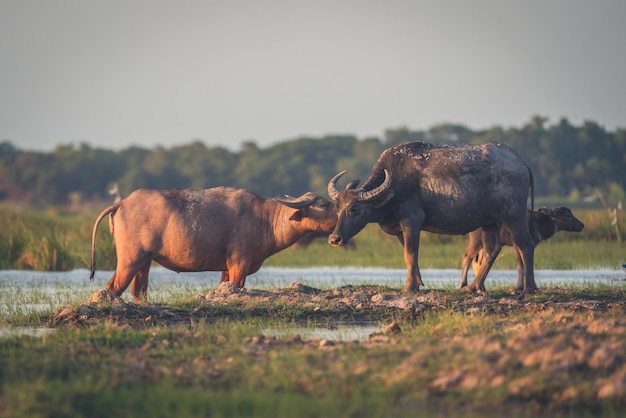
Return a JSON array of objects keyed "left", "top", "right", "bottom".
[{"left": 328, "top": 233, "right": 342, "bottom": 246}]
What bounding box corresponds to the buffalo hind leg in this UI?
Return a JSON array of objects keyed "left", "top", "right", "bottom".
[
  {"left": 105, "top": 270, "right": 134, "bottom": 299},
  {"left": 513, "top": 244, "right": 537, "bottom": 294},
  {"left": 509, "top": 224, "right": 536, "bottom": 294},
  {"left": 130, "top": 263, "right": 151, "bottom": 302}
]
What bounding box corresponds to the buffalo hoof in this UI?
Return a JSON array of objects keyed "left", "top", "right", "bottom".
[
  {"left": 461, "top": 283, "right": 489, "bottom": 294},
  {"left": 89, "top": 288, "right": 118, "bottom": 304},
  {"left": 514, "top": 286, "right": 539, "bottom": 300},
  {"left": 218, "top": 281, "right": 240, "bottom": 295}
]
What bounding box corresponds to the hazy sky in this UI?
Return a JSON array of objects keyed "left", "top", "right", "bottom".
[{"left": 1, "top": 1, "right": 625, "bottom": 152}]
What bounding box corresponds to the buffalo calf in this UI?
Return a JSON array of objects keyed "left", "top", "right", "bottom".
[{"left": 459, "top": 206, "right": 584, "bottom": 291}]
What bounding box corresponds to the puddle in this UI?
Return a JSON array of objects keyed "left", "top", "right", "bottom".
[
  {"left": 0, "top": 326, "right": 57, "bottom": 339},
  {"left": 263, "top": 324, "right": 383, "bottom": 342},
  {"left": 0, "top": 324, "right": 381, "bottom": 342}
]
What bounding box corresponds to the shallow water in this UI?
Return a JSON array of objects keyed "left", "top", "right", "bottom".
[
  {"left": 0, "top": 324, "right": 385, "bottom": 341},
  {"left": 0, "top": 326, "right": 56, "bottom": 339},
  {"left": 2, "top": 266, "right": 625, "bottom": 296},
  {"left": 262, "top": 324, "right": 384, "bottom": 342},
  {"left": 1, "top": 267, "right": 625, "bottom": 340}
]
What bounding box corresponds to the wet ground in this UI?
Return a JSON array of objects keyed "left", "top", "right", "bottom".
[
  {"left": 3, "top": 266, "right": 625, "bottom": 301},
  {"left": 3, "top": 267, "right": 626, "bottom": 341},
  {"left": 48, "top": 279, "right": 626, "bottom": 329}
]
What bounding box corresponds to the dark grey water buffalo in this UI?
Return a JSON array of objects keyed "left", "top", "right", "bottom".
[
  {"left": 327, "top": 141, "right": 536, "bottom": 294},
  {"left": 90, "top": 187, "right": 337, "bottom": 301},
  {"left": 459, "top": 206, "right": 585, "bottom": 291}
]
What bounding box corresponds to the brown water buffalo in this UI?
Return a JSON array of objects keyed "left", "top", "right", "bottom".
[
  {"left": 459, "top": 206, "right": 585, "bottom": 291},
  {"left": 328, "top": 141, "right": 536, "bottom": 294},
  {"left": 90, "top": 187, "right": 337, "bottom": 301}
]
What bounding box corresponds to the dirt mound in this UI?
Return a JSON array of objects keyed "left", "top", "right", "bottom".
[{"left": 49, "top": 282, "right": 623, "bottom": 329}]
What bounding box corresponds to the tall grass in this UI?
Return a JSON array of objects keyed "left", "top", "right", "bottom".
[
  {"left": 0, "top": 205, "right": 623, "bottom": 271},
  {"left": 0, "top": 206, "right": 115, "bottom": 271},
  {"left": 267, "top": 222, "right": 625, "bottom": 270}
]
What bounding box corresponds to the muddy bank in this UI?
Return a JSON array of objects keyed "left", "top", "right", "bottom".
[{"left": 50, "top": 281, "right": 625, "bottom": 328}]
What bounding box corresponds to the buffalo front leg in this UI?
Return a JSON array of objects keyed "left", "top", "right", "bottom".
[
  {"left": 459, "top": 250, "right": 476, "bottom": 288},
  {"left": 467, "top": 247, "right": 501, "bottom": 292},
  {"left": 225, "top": 260, "right": 251, "bottom": 288},
  {"left": 467, "top": 228, "right": 502, "bottom": 292},
  {"left": 220, "top": 271, "right": 230, "bottom": 283},
  {"left": 400, "top": 225, "right": 423, "bottom": 292},
  {"left": 459, "top": 230, "right": 484, "bottom": 288}
]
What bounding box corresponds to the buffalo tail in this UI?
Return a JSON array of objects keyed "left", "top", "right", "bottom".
[{"left": 90, "top": 203, "right": 120, "bottom": 281}]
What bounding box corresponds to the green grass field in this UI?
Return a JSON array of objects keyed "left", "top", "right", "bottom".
[
  {"left": 267, "top": 223, "right": 624, "bottom": 270},
  {"left": 1, "top": 202, "right": 625, "bottom": 417}
]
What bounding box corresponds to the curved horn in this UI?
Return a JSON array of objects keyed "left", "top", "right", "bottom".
[
  {"left": 327, "top": 170, "right": 347, "bottom": 200},
  {"left": 357, "top": 169, "right": 392, "bottom": 201},
  {"left": 273, "top": 195, "right": 313, "bottom": 209}
]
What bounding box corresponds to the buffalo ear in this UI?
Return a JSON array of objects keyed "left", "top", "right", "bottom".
[
  {"left": 369, "top": 190, "right": 394, "bottom": 208},
  {"left": 345, "top": 180, "right": 360, "bottom": 190},
  {"left": 289, "top": 210, "right": 303, "bottom": 221}
]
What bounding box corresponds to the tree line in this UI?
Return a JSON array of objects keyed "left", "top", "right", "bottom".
[{"left": 1, "top": 115, "right": 625, "bottom": 207}]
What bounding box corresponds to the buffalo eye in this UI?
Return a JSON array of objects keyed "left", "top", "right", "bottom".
[
  {"left": 318, "top": 200, "right": 329, "bottom": 208},
  {"left": 348, "top": 206, "right": 359, "bottom": 216}
]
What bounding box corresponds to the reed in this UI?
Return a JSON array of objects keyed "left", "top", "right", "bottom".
[
  {"left": 0, "top": 206, "right": 115, "bottom": 271},
  {"left": 0, "top": 205, "right": 623, "bottom": 271}
]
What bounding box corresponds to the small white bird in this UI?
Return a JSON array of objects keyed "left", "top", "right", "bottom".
[{"left": 108, "top": 183, "right": 121, "bottom": 203}]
